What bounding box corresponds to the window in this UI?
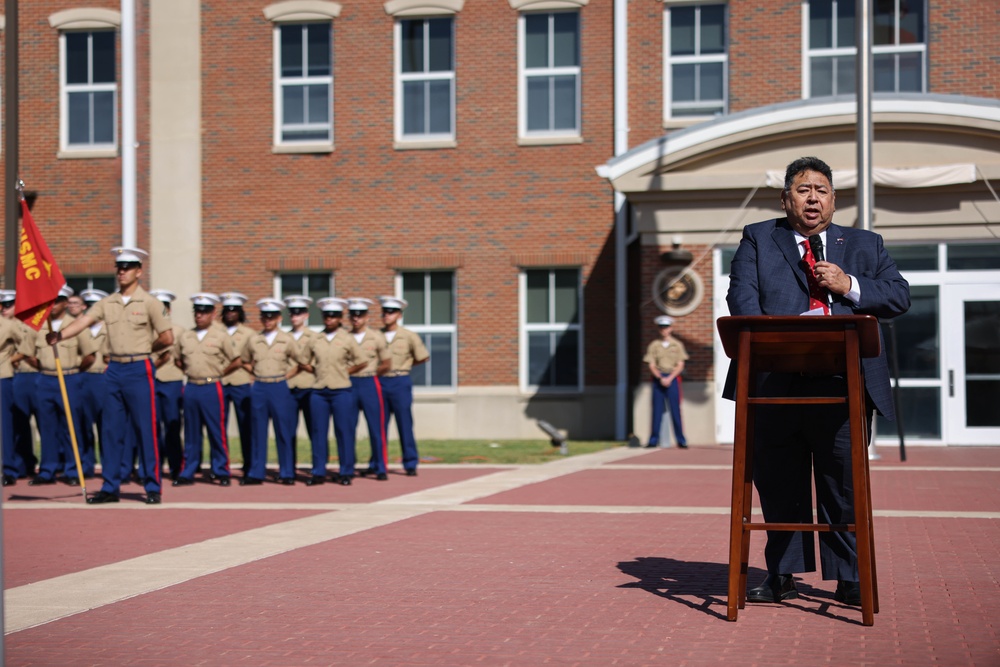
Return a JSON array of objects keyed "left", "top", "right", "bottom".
[
  {"left": 396, "top": 18, "right": 455, "bottom": 143},
  {"left": 400, "top": 271, "right": 456, "bottom": 388},
  {"left": 519, "top": 12, "right": 580, "bottom": 138},
  {"left": 664, "top": 3, "right": 727, "bottom": 119},
  {"left": 275, "top": 23, "right": 333, "bottom": 145},
  {"left": 62, "top": 30, "right": 117, "bottom": 150},
  {"left": 521, "top": 268, "right": 581, "bottom": 390},
  {"left": 66, "top": 275, "right": 116, "bottom": 295},
  {"left": 276, "top": 272, "right": 333, "bottom": 328},
  {"left": 806, "top": 0, "right": 926, "bottom": 98}
]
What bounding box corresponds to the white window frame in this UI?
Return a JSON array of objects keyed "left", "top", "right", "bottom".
[
  {"left": 662, "top": 2, "right": 728, "bottom": 123},
  {"left": 59, "top": 29, "right": 118, "bottom": 155},
  {"left": 272, "top": 22, "right": 334, "bottom": 150},
  {"left": 803, "top": 0, "right": 927, "bottom": 99},
  {"left": 274, "top": 272, "right": 335, "bottom": 331},
  {"left": 395, "top": 271, "right": 458, "bottom": 391},
  {"left": 519, "top": 268, "right": 583, "bottom": 393},
  {"left": 394, "top": 17, "right": 456, "bottom": 148},
  {"left": 517, "top": 11, "right": 582, "bottom": 143}
]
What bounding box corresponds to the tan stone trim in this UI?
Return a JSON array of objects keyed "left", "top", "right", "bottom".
[
  {"left": 272, "top": 142, "right": 334, "bottom": 154},
  {"left": 508, "top": 0, "right": 588, "bottom": 10},
  {"left": 511, "top": 252, "right": 588, "bottom": 267},
  {"left": 263, "top": 1, "right": 342, "bottom": 23},
  {"left": 49, "top": 8, "right": 122, "bottom": 30},
  {"left": 387, "top": 254, "right": 464, "bottom": 270},
  {"left": 384, "top": 0, "right": 464, "bottom": 17},
  {"left": 265, "top": 257, "right": 339, "bottom": 271},
  {"left": 57, "top": 148, "right": 118, "bottom": 159},
  {"left": 517, "top": 135, "right": 584, "bottom": 146}
]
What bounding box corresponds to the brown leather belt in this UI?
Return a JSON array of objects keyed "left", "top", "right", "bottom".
[
  {"left": 109, "top": 354, "right": 150, "bottom": 363},
  {"left": 42, "top": 368, "right": 79, "bottom": 376}
]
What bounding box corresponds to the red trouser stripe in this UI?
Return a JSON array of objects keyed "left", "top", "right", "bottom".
[
  {"left": 373, "top": 377, "right": 388, "bottom": 469},
  {"left": 215, "top": 382, "right": 230, "bottom": 473},
  {"left": 144, "top": 359, "right": 161, "bottom": 485}
]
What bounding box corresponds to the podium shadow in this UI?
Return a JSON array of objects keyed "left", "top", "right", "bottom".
[{"left": 618, "top": 556, "right": 869, "bottom": 625}]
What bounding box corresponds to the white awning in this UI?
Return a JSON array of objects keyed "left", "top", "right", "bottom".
[{"left": 765, "top": 164, "right": 979, "bottom": 189}]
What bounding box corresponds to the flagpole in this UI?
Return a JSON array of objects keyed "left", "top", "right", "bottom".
[{"left": 51, "top": 344, "right": 88, "bottom": 501}]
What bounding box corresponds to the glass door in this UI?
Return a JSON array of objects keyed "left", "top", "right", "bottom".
[{"left": 943, "top": 284, "right": 1000, "bottom": 445}]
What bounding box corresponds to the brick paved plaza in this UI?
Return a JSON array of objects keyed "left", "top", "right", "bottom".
[{"left": 3, "top": 444, "right": 999, "bottom": 666}]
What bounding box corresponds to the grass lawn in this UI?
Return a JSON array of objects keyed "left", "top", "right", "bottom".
[{"left": 220, "top": 438, "right": 623, "bottom": 466}]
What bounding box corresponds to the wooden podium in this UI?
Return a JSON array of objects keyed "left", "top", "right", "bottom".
[{"left": 716, "top": 315, "right": 882, "bottom": 626}]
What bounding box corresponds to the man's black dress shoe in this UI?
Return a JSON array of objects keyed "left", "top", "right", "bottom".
[
  {"left": 172, "top": 477, "right": 194, "bottom": 486},
  {"left": 834, "top": 580, "right": 862, "bottom": 606},
  {"left": 2, "top": 475, "right": 16, "bottom": 486},
  {"left": 239, "top": 477, "right": 263, "bottom": 486},
  {"left": 279, "top": 477, "right": 295, "bottom": 485},
  {"left": 87, "top": 491, "right": 120, "bottom": 504},
  {"left": 358, "top": 469, "right": 375, "bottom": 477},
  {"left": 376, "top": 473, "right": 388, "bottom": 481},
  {"left": 29, "top": 476, "right": 56, "bottom": 486},
  {"left": 306, "top": 475, "right": 325, "bottom": 486},
  {"left": 338, "top": 475, "right": 352, "bottom": 486},
  {"left": 746, "top": 574, "right": 798, "bottom": 603},
  {"left": 677, "top": 443, "right": 689, "bottom": 449},
  {"left": 145, "top": 492, "right": 161, "bottom": 505},
  {"left": 64, "top": 477, "right": 81, "bottom": 486},
  {"left": 643, "top": 443, "right": 659, "bottom": 448},
  {"left": 218, "top": 477, "right": 231, "bottom": 487},
  {"left": 405, "top": 469, "right": 417, "bottom": 477}
]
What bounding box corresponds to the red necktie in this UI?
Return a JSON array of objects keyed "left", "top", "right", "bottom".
[{"left": 801, "top": 240, "right": 830, "bottom": 314}]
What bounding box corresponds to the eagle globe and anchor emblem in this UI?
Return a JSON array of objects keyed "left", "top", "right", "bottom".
[{"left": 652, "top": 238, "right": 704, "bottom": 317}]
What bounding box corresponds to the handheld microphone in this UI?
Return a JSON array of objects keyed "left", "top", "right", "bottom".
[
  {"left": 808, "top": 235, "right": 833, "bottom": 312},
  {"left": 808, "top": 235, "right": 825, "bottom": 262}
]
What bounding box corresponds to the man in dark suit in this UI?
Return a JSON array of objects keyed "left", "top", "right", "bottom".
[{"left": 725, "top": 156, "right": 910, "bottom": 605}]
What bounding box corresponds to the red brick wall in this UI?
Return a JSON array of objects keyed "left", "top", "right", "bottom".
[
  {"left": 627, "top": 0, "right": 665, "bottom": 148},
  {"left": 200, "top": 0, "right": 617, "bottom": 386},
  {"left": 1, "top": 1, "right": 130, "bottom": 284},
  {"left": 928, "top": 0, "right": 1000, "bottom": 95},
  {"left": 729, "top": 0, "right": 802, "bottom": 112}
]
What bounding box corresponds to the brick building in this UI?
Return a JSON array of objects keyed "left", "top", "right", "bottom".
[{"left": 2, "top": 0, "right": 999, "bottom": 445}]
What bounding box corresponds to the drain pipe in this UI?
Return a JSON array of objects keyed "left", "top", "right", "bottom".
[
  {"left": 613, "top": 0, "right": 628, "bottom": 440},
  {"left": 121, "top": 0, "right": 137, "bottom": 247}
]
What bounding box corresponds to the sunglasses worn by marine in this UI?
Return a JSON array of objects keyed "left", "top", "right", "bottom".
[{"left": 116, "top": 261, "right": 141, "bottom": 271}]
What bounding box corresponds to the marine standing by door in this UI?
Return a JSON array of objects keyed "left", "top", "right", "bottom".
[
  {"left": 347, "top": 298, "right": 391, "bottom": 480},
  {"left": 47, "top": 248, "right": 174, "bottom": 505},
  {"left": 173, "top": 293, "right": 241, "bottom": 487},
  {"left": 643, "top": 315, "right": 688, "bottom": 448},
  {"left": 378, "top": 296, "right": 430, "bottom": 476}
]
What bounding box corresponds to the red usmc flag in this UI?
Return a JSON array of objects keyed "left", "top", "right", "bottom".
[{"left": 14, "top": 199, "right": 66, "bottom": 330}]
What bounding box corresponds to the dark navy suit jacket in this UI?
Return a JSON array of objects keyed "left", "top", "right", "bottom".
[{"left": 724, "top": 218, "right": 910, "bottom": 419}]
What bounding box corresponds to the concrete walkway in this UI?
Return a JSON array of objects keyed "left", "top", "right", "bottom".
[{"left": 3, "top": 444, "right": 999, "bottom": 665}]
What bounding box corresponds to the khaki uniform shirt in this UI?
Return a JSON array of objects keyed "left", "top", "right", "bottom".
[
  {"left": 286, "top": 328, "right": 319, "bottom": 389},
  {"left": 304, "top": 329, "right": 365, "bottom": 390},
  {"left": 154, "top": 324, "right": 186, "bottom": 382},
  {"left": 222, "top": 323, "right": 255, "bottom": 386},
  {"left": 0, "top": 317, "right": 18, "bottom": 379},
  {"left": 384, "top": 326, "right": 430, "bottom": 374},
  {"left": 86, "top": 287, "right": 172, "bottom": 357},
  {"left": 178, "top": 326, "right": 238, "bottom": 380},
  {"left": 13, "top": 320, "right": 37, "bottom": 376},
  {"left": 350, "top": 329, "right": 390, "bottom": 376},
  {"left": 21, "top": 315, "right": 99, "bottom": 373},
  {"left": 84, "top": 323, "right": 109, "bottom": 374},
  {"left": 241, "top": 330, "right": 302, "bottom": 379},
  {"left": 643, "top": 336, "right": 689, "bottom": 375}
]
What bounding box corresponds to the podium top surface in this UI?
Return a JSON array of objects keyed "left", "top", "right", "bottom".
[{"left": 716, "top": 315, "right": 881, "bottom": 361}]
